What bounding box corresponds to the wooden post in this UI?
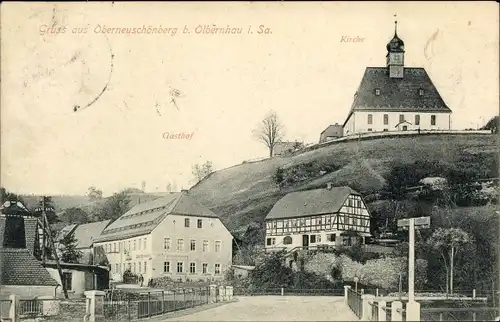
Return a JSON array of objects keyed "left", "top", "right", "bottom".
[
  {"left": 378, "top": 300, "right": 387, "bottom": 322},
  {"left": 391, "top": 301, "right": 403, "bottom": 322},
  {"left": 409, "top": 218, "right": 415, "bottom": 303}
]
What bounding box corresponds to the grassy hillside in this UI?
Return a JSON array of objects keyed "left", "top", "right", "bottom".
[{"left": 189, "top": 134, "right": 498, "bottom": 236}]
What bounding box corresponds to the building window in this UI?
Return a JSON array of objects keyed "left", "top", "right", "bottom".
[
  {"left": 133, "top": 240, "right": 136, "bottom": 251},
  {"left": 138, "top": 262, "right": 141, "bottom": 273},
  {"left": 383, "top": 114, "right": 389, "bottom": 125},
  {"left": 164, "top": 237, "right": 171, "bottom": 250},
  {"left": 190, "top": 262, "right": 196, "bottom": 274},
  {"left": 418, "top": 88, "right": 424, "bottom": 96},
  {"left": 415, "top": 115, "right": 420, "bottom": 126},
  {"left": 144, "top": 261, "right": 147, "bottom": 273},
  {"left": 431, "top": 115, "right": 436, "bottom": 125},
  {"left": 399, "top": 114, "right": 405, "bottom": 123},
  {"left": 374, "top": 89, "right": 381, "bottom": 96},
  {"left": 128, "top": 241, "right": 131, "bottom": 251},
  {"left": 185, "top": 218, "right": 190, "bottom": 227},
  {"left": 62, "top": 272, "right": 72, "bottom": 291},
  {"left": 215, "top": 241, "right": 221, "bottom": 252},
  {"left": 329, "top": 234, "right": 336, "bottom": 242},
  {"left": 310, "top": 235, "right": 316, "bottom": 243},
  {"left": 317, "top": 235, "right": 322, "bottom": 243},
  {"left": 115, "top": 263, "right": 119, "bottom": 273},
  {"left": 203, "top": 240, "right": 209, "bottom": 252},
  {"left": 367, "top": 114, "right": 373, "bottom": 124},
  {"left": 367, "top": 128, "right": 372, "bottom": 132},
  {"left": 283, "top": 236, "right": 292, "bottom": 245},
  {"left": 383, "top": 128, "right": 388, "bottom": 132},
  {"left": 177, "top": 239, "right": 184, "bottom": 252},
  {"left": 164, "top": 261, "right": 170, "bottom": 273},
  {"left": 202, "top": 263, "right": 208, "bottom": 274},
  {"left": 113, "top": 243, "right": 117, "bottom": 252},
  {"left": 215, "top": 264, "right": 221, "bottom": 275},
  {"left": 138, "top": 239, "right": 141, "bottom": 250},
  {"left": 190, "top": 240, "right": 196, "bottom": 251},
  {"left": 128, "top": 263, "right": 131, "bottom": 271},
  {"left": 197, "top": 219, "right": 203, "bottom": 228},
  {"left": 144, "top": 238, "right": 147, "bottom": 249},
  {"left": 266, "top": 238, "right": 276, "bottom": 246},
  {"left": 177, "top": 262, "right": 184, "bottom": 273}
]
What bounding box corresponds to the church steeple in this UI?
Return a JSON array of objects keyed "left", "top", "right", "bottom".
[{"left": 386, "top": 19, "right": 405, "bottom": 78}]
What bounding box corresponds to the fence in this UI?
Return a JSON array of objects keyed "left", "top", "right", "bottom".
[
  {"left": 232, "top": 288, "right": 344, "bottom": 296},
  {"left": 104, "top": 286, "right": 231, "bottom": 321},
  {"left": 346, "top": 287, "right": 363, "bottom": 319},
  {"left": 364, "top": 292, "right": 499, "bottom": 321}
]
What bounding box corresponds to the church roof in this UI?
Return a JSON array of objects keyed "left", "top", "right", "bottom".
[
  {"left": 344, "top": 67, "right": 451, "bottom": 125},
  {"left": 265, "top": 186, "right": 360, "bottom": 220},
  {"left": 93, "top": 192, "right": 219, "bottom": 243}
]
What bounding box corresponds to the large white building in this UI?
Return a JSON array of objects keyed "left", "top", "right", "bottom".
[
  {"left": 264, "top": 184, "right": 371, "bottom": 251},
  {"left": 343, "top": 22, "right": 452, "bottom": 136},
  {"left": 92, "top": 191, "right": 233, "bottom": 283}
]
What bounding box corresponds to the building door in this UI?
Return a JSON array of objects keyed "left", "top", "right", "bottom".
[
  {"left": 302, "top": 235, "right": 309, "bottom": 247},
  {"left": 403, "top": 125, "right": 408, "bottom": 131}
]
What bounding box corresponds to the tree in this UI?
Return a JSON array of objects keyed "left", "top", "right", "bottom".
[
  {"left": 87, "top": 186, "right": 103, "bottom": 201},
  {"left": 427, "top": 227, "right": 473, "bottom": 294},
  {"left": 59, "top": 232, "right": 83, "bottom": 263},
  {"left": 192, "top": 161, "right": 214, "bottom": 183},
  {"left": 253, "top": 110, "right": 285, "bottom": 157},
  {"left": 34, "top": 196, "right": 59, "bottom": 224},
  {"left": 59, "top": 207, "right": 89, "bottom": 224},
  {"left": 481, "top": 115, "right": 499, "bottom": 133},
  {"left": 0, "top": 188, "right": 24, "bottom": 204},
  {"left": 95, "top": 190, "right": 132, "bottom": 222}
]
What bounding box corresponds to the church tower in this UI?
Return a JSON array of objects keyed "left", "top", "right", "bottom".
[{"left": 386, "top": 20, "right": 405, "bottom": 78}]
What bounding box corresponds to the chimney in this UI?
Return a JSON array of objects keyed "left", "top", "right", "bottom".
[{"left": 326, "top": 182, "right": 333, "bottom": 190}]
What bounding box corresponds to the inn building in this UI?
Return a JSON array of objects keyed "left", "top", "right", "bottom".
[
  {"left": 92, "top": 191, "right": 233, "bottom": 283},
  {"left": 264, "top": 184, "right": 371, "bottom": 251},
  {"left": 342, "top": 21, "right": 452, "bottom": 135}
]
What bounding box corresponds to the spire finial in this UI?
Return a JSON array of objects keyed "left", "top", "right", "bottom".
[{"left": 394, "top": 14, "right": 398, "bottom": 36}]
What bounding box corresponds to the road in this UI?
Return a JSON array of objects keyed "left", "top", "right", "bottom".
[{"left": 163, "top": 296, "right": 358, "bottom": 321}]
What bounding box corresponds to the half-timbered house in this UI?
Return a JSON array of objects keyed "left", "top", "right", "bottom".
[{"left": 264, "top": 184, "right": 371, "bottom": 251}]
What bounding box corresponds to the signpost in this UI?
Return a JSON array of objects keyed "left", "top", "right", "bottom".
[{"left": 397, "top": 216, "right": 431, "bottom": 321}]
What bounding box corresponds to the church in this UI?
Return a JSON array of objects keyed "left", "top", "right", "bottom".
[{"left": 342, "top": 22, "right": 452, "bottom": 136}]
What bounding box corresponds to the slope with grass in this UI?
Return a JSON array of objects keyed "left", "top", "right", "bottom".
[{"left": 189, "top": 134, "right": 498, "bottom": 237}]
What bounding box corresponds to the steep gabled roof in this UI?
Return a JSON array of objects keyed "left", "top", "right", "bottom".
[
  {"left": 93, "top": 192, "right": 219, "bottom": 243},
  {"left": 0, "top": 248, "right": 58, "bottom": 286},
  {"left": 265, "top": 186, "right": 359, "bottom": 220},
  {"left": 344, "top": 67, "right": 451, "bottom": 126},
  {"left": 72, "top": 220, "right": 111, "bottom": 249}
]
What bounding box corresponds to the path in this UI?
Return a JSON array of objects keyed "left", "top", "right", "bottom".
[{"left": 161, "top": 296, "right": 357, "bottom": 321}]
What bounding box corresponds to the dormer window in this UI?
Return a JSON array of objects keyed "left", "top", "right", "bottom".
[
  {"left": 418, "top": 88, "right": 424, "bottom": 96},
  {"left": 374, "top": 89, "right": 381, "bottom": 96}
]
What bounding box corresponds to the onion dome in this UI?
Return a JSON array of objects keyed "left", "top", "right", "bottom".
[{"left": 387, "top": 21, "right": 405, "bottom": 52}]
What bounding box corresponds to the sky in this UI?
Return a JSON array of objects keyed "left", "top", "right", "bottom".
[{"left": 1, "top": 2, "right": 498, "bottom": 196}]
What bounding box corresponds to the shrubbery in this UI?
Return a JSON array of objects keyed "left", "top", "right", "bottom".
[{"left": 273, "top": 161, "right": 342, "bottom": 189}]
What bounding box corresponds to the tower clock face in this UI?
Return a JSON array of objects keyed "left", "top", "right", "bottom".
[{"left": 392, "top": 53, "right": 403, "bottom": 64}]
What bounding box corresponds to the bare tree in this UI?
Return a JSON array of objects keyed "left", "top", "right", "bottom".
[
  {"left": 253, "top": 110, "right": 285, "bottom": 158},
  {"left": 192, "top": 161, "right": 214, "bottom": 183}
]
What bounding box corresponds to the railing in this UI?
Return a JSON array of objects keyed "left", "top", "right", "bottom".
[
  {"left": 104, "top": 287, "right": 210, "bottom": 320},
  {"left": 347, "top": 287, "right": 363, "bottom": 319},
  {"left": 19, "top": 299, "right": 42, "bottom": 316},
  {"left": 421, "top": 306, "right": 499, "bottom": 321},
  {"left": 232, "top": 288, "right": 344, "bottom": 296}
]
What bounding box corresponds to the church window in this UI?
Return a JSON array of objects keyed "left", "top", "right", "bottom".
[
  {"left": 415, "top": 115, "right": 420, "bottom": 125},
  {"left": 431, "top": 115, "right": 436, "bottom": 125},
  {"left": 367, "top": 114, "right": 373, "bottom": 124},
  {"left": 374, "top": 89, "right": 381, "bottom": 96},
  {"left": 383, "top": 114, "right": 389, "bottom": 125}
]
